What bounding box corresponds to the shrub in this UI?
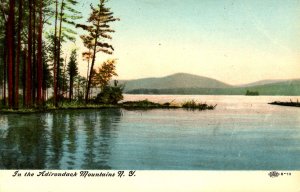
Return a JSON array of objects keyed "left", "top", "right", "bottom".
[
  {"left": 94, "top": 85, "right": 124, "bottom": 104},
  {"left": 182, "top": 99, "right": 216, "bottom": 110}
]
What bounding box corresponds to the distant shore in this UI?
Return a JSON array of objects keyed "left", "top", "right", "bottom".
[{"left": 269, "top": 101, "right": 300, "bottom": 107}]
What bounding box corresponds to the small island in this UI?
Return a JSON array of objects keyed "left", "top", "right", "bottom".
[
  {"left": 269, "top": 100, "right": 300, "bottom": 107},
  {"left": 245, "top": 90, "right": 259, "bottom": 96}
]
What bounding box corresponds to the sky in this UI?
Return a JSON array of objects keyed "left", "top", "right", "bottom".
[{"left": 65, "top": 0, "right": 300, "bottom": 85}]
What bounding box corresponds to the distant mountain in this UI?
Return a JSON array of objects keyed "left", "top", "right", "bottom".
[
  {"left": 126, "top": 80, "right": 300, "bottom": 95},
  {"left": 241, "top": 80, "right": 300, "bottom": 95},
  {"left": 117, "top": 73, "right": 300, "bottom": 96},
  {"left": 238, "top": 79, "right": 300, "bottom": 87},
  {"left": 121, "top": 73, "right": 232, "bottom": 92}
]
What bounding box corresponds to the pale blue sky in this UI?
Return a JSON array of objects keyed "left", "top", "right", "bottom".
[{"left": 68, "top": 0, "right": 300, "bottom": 84}]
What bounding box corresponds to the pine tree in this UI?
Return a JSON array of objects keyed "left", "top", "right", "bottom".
[
  {"left": 53, "top": 0, "right": 81, "bottom": 107},
  {"left": 7, "top": 0, "right": 16, "bottom": 109},
  {"left": 76, "top": 0, "right": 119, "bottom": 103},
  {"left": 42, "top": 42, "right": 52, "bottom": 101},
  {"left": 0, "top": 0, "right": 57, "bottom": 108},
  {"left": 26, "top": 0, "right": 33, "bottom": 107},
  {"left": 53, "top": 0, "right": 58, "bottom": 107},
  {"left": 67, "top": 49, "right": 78, "bottom": 101},
  {"left": 14, "top": 0, "right": 23, "bottom": 108},
  {"left": 37, "top": 0, "right": 44, "bottom": 106},
  {"left": 0, "top": 4, "right": 7, "bottom": 106}
]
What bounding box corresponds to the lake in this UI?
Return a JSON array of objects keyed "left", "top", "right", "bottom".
[{"left": 0, "top": 95, "right": 300, "bottom": 170}]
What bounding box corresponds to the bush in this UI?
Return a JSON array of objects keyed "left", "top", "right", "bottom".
[
  {"left": 94, "top": 85, "right": 124, "bottom": 104},
  {"left": 182, "top": 99, "right": 216, "bottom": 110}
]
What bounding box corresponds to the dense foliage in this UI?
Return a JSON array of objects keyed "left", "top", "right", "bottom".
[
  {"left": 94, "top": 81, "right": 123, "bottom": 104},
  {"left": 0, "top": 0, "right": 120, "bottom": 109}
]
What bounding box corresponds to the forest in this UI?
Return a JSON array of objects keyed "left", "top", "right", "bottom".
[{"left": 0, "top": 0, "right": 121, "bottom": 110}]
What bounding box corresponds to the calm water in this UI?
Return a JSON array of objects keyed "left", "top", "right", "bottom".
[{"left": 0, "top": 95, "right": 300, "bottom": 170}]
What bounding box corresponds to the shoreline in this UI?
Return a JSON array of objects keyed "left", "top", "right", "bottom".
[
  {"left": 269, "top": 101, "right": 300, "bottom": 107},
  {"left": 0, "top": 100, "right": 216, "bottom": 114}
]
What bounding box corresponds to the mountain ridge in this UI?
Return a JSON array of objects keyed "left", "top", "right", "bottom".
[
  {"left": 113, "top": 73, "right": 300, "bottom": 95},
  {"left": 237, "top": 79, "right": 300, "bottom": 87},
  {"left": 120, "top": 73, "right": 233, "bottom": 92}
]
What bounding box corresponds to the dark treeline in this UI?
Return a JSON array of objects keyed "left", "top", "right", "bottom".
[
  {"left": 0, "top": 0, "right": 119, "bottom": 110},
  {"left": 126, "top": 81, "right": 300, "bottom": 96}
]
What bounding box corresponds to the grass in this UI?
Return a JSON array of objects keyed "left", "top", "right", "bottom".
[
  {"left": 120, "top": 99, "right": 176, "bottom": 109},
  {"left": 0, "top": 100, "right": 117, "bottom": 114},
  {"left": 181, "top": 100, "right": 217, "bottom": 110},
  {"left": 0, "top": 99, "right": 217, "bottom": 113},
  {"left": 121, "top": 99, "right": 217, "bottom": 111},
  {"left": 0, "top": 108, "right": 39, "bottom": 114}
]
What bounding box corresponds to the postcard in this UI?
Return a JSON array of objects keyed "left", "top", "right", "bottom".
[{"left": 0, "top": 0, "right": 299, "bottom": 191}]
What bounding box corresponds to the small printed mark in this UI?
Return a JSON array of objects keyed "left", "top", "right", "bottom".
[
  {"left": 268, "top": 171, "right": 280, "bottom": 178},
  {"left": 268, "top": 171, "right": 292, "bottom": 178}
]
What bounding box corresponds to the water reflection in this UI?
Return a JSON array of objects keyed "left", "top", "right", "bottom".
[
  {"left": 48, "top": 113, "right": 67, "bottom": 169},
  {"left": 66, "top": 113, "right": 78, "bottom": 169},
  {"left": 1, "top": 115, "right": 48, "bottom": 169},
  {"left": 83, "top": 109, "right": 121, "bottom": 169},
  {"left": 97, "top": 109, "right": 121, "bottom": 168},
  {"left": 1, "top": 96, "right": 300, "bottom": 170},
  {"left": 0, "top": 109, "right": 122, "bottom": 169},
  {"left": 83, "top": 112, "right": 98, "bottom": 168}
]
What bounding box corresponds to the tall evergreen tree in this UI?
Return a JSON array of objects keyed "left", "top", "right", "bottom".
[
  {"left": 26, "top": 0, "right": 33, "bottom": 107},
  {"left": 14, "top": 0, "right": 22, "bottom": 108},
  {"left": 37, "top": 0, "right": 44, "bottom": 105},
  {"left": 53, "top": 0, "right": 58, "bottom": 107},
  {"left": 0, "top": 4, "right": 7, "bottom": 106},
  {"left": 0, "top": 0, "right": 65, "bottom": 109},
  {"left": 67, "top": 49, "right": 78, "bottom": 101},
  {"left": 53, "top": 0, "right": 81, "bottom": 107},
  {"left": 7, "top": 0, "right": 16, "bottom": 108},
  {"left": 77, "top": 0, "right": 119, "bottom": 103},
  {"left": 42, "top": 42, "right": 52, "bottom": 101}
]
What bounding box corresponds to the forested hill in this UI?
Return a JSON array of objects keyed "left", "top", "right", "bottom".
[
  {"left": 119, "top": 73, "right": 300, "bottom": 95},
  {"left": 121, "top": 73, "right": 232, "bottom": 92}
]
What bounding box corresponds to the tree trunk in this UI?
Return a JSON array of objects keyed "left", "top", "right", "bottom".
[
  {"left": 77, "top": 79, "right": 79, "bottom": 99},
  {"left": 22, "top": 50, "right": 26, "bottom": 107},
  {"left": 7, "top": 0, "right": 16, "bottom": 109},
  {"left": 2, "top": 28, "right": 7, "bottom": 106},
  {"left": 62, "top": 54, "right": 67, "bottom": 97},
  {"left": 55, "top": 0, "right": 64, "bottom": 106},
  {"left": 37, "top": 0, "right": 43, "bottom": 106},
  {"left": 85, "top": 34, "right": 100, "bottom": 103},
  {"left": 86, "top": 49, "right": 91, "bottom": 97},
  {"left": 26, "top": 0, "right": 33, "bottom": 107},
  {"left": 32, "top": 0, "right": 37, "bottom": 105},
  {"left": 15, "top": 0, "right": 23, "bottom": 109},
  {"left": 53, "top": 0, "right": 58, "bottom": 107},
  {"left": 85, "top": 43, "right": 97, "bottom": 103},
  {"left": 69, "top": 76, "right": 73, "bottom": 101}
]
